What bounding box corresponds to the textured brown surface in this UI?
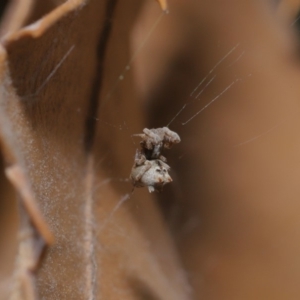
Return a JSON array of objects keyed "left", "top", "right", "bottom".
[
  {"left": 0, "top": 0, "right": 189, "bottom": 299},
  {"left": 1, "top": 0, "right": 300, "bottom": 299}
]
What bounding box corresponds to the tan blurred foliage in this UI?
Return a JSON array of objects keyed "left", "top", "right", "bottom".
[{"left": 1, "top": 0, "right": 300, "bottom": 299}]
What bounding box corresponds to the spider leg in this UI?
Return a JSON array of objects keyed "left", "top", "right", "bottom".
[
  {"left": 158, "top": 155, "right": 167, "bottom": 162},
  {"left": 162, "top": 127, "right": 181, "bottom": 144},
  {"left": 132, "top": 133, "right": 146, "bottom": 142},
  {"left": 133, "top": 131, "right": 153, "bottom": 150},
  {"left": 134, "top": 150, "right": 147, "bottom": 166},
  {"left": 143, "top": 128, "right": 157, "bottom": 138},
  {"left": 156, "top": 159, "right": 170, "bottom": 170},
  {"left": 143, "top": 128, "right": 161, "bottom": 145},
  {"left": 148, "top": 186, "right": 155, "bottom": 193}
]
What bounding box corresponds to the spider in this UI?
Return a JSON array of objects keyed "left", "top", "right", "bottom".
[
  {"left": 130, "top": 127, "right": 180, "bottom": 193},
  {"left": 133, "top": 127, "right": 181, "bottom": 161},
  {"left": 130, "top": 150, "right": 172, "bottom": 193}
]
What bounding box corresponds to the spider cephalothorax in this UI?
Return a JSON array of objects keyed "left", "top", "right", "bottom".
[{"left": 133, "top": 127, "right": 180, "bottom": 160}]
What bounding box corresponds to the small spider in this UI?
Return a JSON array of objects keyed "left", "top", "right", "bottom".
[
  {"left": 130, "top": 150, "right": 172, "bottom": 193},
  {"left": 133, "top": 127, "right": 181, "bottom": 161}
]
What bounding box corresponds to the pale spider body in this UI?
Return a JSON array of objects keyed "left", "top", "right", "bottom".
[{"left": 130, "top": 150, "right": 172, "bottom": 193}]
